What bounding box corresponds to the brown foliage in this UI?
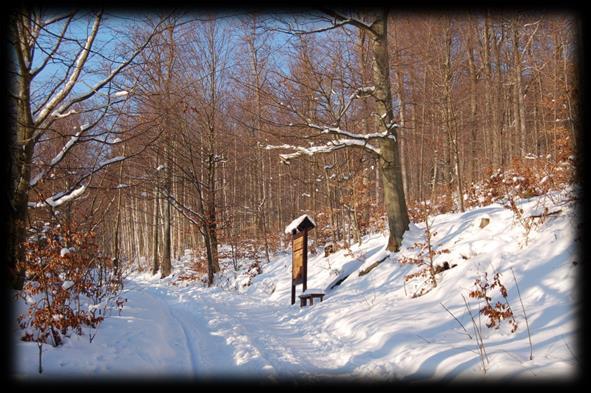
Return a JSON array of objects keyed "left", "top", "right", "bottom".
[
  {"left": 469, "top": 272, "right": 518, "bottom": 333},
  {"left": 16, "top": 223, "right": 123, "bottom": 346}
]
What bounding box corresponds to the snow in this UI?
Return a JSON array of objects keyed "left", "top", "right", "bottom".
[
  {"left": 56, "top": 133, "right": 82, "bottom": 164},
  {"left": 13, "top": 189, "right": 579, "bottom": 381},
  {"left": 301, "top": 288, "right": 325, "bottom": 295},
  {"left": 272, "top": 139, "right": 381, "bottom": 161},
  {"left": 114, "top": 90, "right": 129, "bottom": 97},
  {"left": 98, "top": 156, "right": 125, "bottom": 168},
  {"left": 309, "top": 122, "right": 392, "bottom": 142},
  {"left": 51, "top": 109, "right": 77, "bottom": 119},
  {"left": 60, "top": 248, "right": 70, "bottom": 257},
  {"left": 29, "top": 184, "right": 88, "bottom": 208},
  {"left": 284, "top": 214, "right": 316, "bottom": 235},
  {"left": 62, "top": 281, "right": 75, "bottom": 290},
  {"left": 29, "top": 131, "right": 82, "bottom": 187}
]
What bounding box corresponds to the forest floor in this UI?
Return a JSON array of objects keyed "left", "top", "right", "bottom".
[{"left": 12, "top": 187, "right": 580, "bottom": 383}]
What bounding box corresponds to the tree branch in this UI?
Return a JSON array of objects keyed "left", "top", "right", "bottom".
[
  {"left": 266, "top": 138, "right": 381, "bottom": 164},
  {"left": 33, "top": 11, "right": 103, "bottom": 127},
  {"left": 318, "top": 8, "right": 379, "bottom": 36}
]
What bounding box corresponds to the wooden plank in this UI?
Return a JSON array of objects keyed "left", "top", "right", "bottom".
[
  {"left": 292, "top": 231, "right": 305, "bottom": 285},
  {"left": 292, "top": 249, "right": 304, "bottom": 284},
  {"left": 293, "top": 234, "right": 305, "bottom": 251}
]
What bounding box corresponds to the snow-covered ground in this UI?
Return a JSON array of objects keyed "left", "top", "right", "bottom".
[{"left": 12, "top": 188, "right": 580, "bottom": 382}]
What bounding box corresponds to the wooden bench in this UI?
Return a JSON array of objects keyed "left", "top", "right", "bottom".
[{"left": 299, "top": 289, "right": 325, "bottom": 307}]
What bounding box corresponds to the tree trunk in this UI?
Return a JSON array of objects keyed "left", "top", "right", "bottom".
[
  {"left": 161, "top": 186, "right": 172, "bottom": 278},
  {"left": 467, "top": 19, "right": 479, "bottom": 183},
  {"left": 371, "top": 10, "right": 409, "bottom": 251},
  {"left": 8, "top": 15, "right": 35, "bottom": 286},
  {"left": 513, "top": 20, "right": 527, "bottom": 157},
  {"left": 151, "top": 184, "right": 160, "bottom": 275}
]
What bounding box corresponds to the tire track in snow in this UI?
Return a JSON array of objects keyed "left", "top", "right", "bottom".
[
  {"left": 140, "top": 286, "right": 200, "bottom": 377},
  {"left": 145, "top": 285, "right": 265, "bottom": 378},
  {"left": 167, "top": 307, "right": 200, "bottom": 376},
  {"left": 131, "top": 279, "right": 347, "bottom": 378}
]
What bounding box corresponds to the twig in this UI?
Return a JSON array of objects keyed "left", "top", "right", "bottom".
[
  {"left": 417, "top": 334, "right": 431, "bottom": 344},
  {"left": 358, "top": 254, "right": 389, "bottom": 277},
  {"left": 564, "top": 341, "right": 578, "bottom": 363},
  {"left": 462, "top": 294, "right": 489, "bottom": 372},
  {"left": 511, "top": 267, "right": 533, "bottom": 360},
  {"left": 527, "top": 209, "right": 562, "bottom": 219},
  {"left": 37, "top": 342, "right": 43, "bottom": 374},
  {"left": 441, "top": 302, "right": 472, "bottom": 339}
]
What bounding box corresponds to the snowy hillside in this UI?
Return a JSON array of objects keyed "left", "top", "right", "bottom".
[{"left": 12, "top": 188, "right": 579, "bottom": 381}]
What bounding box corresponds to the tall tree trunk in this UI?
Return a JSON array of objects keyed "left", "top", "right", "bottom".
[
  {"left": 8, "top": 82, "right": 34, "bottom": 287},
  {"left": 467, "top": 18, "right": 479, "bottom": 183},
  {"left": 8, "top": 14, "right": 35, "bottom": 286},
  {"left": 161, "top": 161, "right": 172, "bottom": 278},
  {"left": 483, "top": 13, "right": 496, "bottom": 169},
  {"left": 152, "top": 184, "right": 160, "bottom": 275},
  {"left": 391, "top": 23, "right": 409, "bottom": 202},
  {"left": 371, "top": 10, "right": 409, "bottom": 251},
  {"left": 206, "top": 154, "right": 220, "bottom": 273},
  {"left": 513, "top": 20, "right": 527, "bottom": 157}
]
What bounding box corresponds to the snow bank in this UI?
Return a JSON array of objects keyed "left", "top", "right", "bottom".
[{"left": 13, "top": 188, "right": 579, "bottom": 381}]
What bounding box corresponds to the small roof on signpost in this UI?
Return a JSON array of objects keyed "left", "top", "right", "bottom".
[{"left": 285, "top": 214, "right": 316, "bottom": 235}]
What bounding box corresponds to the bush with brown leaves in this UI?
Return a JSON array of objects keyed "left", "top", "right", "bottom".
[
  {"left": 469, "top": 272, "right": 518, "bottom": 333},
  {"left": 15, "top": 223, "right": 123, "bottom": 348}
]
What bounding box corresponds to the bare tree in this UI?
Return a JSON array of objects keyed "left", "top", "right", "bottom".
[
  {"left": 268, "top": 9, "right": 409, "bottom": 251},
  {"left": 7, "top": 8, "right": 166, "bottom": 286}
]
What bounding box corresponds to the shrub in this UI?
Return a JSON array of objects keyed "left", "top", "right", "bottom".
[
  {"left": 469, "top": 272, "right": 518, "bottom": 333},
  {"left": 401, "top": 207, "right": 450, "bottom": 298},
  {"left": 16, "top": 223, "right": 123, "bottom": 349}
]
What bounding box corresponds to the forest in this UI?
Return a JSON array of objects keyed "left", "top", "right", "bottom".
[{"left": 7, "top": 8, "right": 580, "bottom": 380}]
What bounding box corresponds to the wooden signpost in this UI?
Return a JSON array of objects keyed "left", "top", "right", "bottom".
[{"left": 285, "top": 215, "right": 316, "bottom": 305}]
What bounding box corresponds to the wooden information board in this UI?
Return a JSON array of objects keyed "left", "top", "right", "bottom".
[
  {"left": 286, "top": 214, "right": 315, "bottom": 305},
  {"left": 292, "top": 233, "right": 305, "bottom": 284}
]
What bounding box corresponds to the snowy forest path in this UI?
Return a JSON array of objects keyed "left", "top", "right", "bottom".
[
  {"left": 136, "top": 285, "right": 201, "bottom": 376},
  {"left": 123, "top": 275, "right": 352, "bottom": 380}
]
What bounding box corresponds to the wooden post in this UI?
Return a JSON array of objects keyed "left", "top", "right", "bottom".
[
  {"left": 302, "top": 229, "right": 308, "bottom": 293},
  {"left": 286, "top": 215, "right": 315, "bottom": 305},
  {"left": 291, "top": 230, "right": 306, "bottom": 305}
]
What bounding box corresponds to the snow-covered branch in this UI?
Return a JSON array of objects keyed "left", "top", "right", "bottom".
[
  {"left": 97, "top": 156, "right": 125, "bottom": 168},
  {"left": 29, "top": 130, "right": 82, "bottom": 187},
  {"left": 33, "top": 11, "right": 103, "bottom": 127},
  {"left": 28, "top": 184, "right": 87, "bottom": 209},
  {"left": 308, "top": 122, "right": 395, "bottom": 142},
  {"left": 48, "top": 21, "right": 166, "bottom": 121},
  {"left": 318, "top": 8, "right": 379, "bottom": 36},
  {"left": 266, "top": 139, "right": 380, "bottom": 164},
  {"left": 50, "top": 109, "right": 78, "bottom": 119},
  {"left": 28, "top": 155, "right": 126, "bottom": 209},
  {"left": 32, "top": 13, "right": 166, "bottom": 133},
  {"left": 335, "top": 86, "right": 375, "bottom": 120},
  {"left": 167, "top": 193, "right": 206, "bottom": 228}
]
